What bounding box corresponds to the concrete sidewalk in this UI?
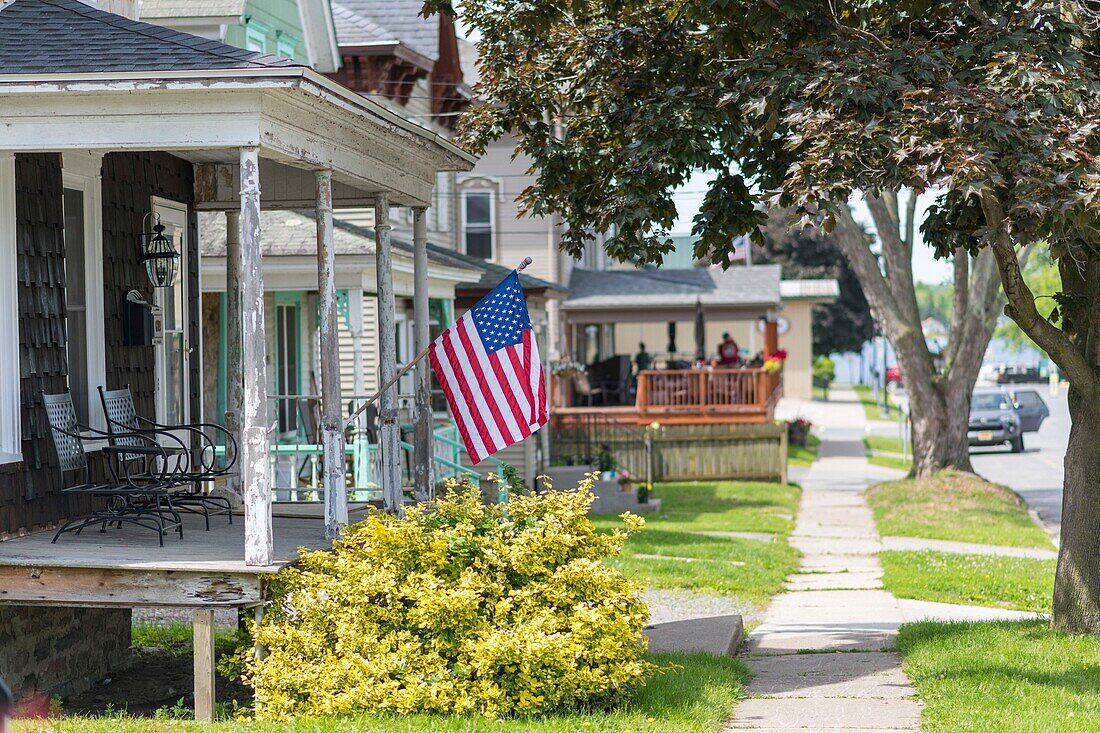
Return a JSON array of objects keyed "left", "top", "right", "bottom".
[{"left": 726, "top": 386, "right": 1034, "bottom": 731}]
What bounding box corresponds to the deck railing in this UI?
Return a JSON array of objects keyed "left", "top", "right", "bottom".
[{"left": 636, "top": 368, "right": 776, "bottom": 420}]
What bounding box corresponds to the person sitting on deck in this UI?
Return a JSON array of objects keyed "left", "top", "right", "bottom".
[
  {"left": 635, "top": 342, "right": 652, "bottom": 373},
  {"left": 717, "top": 332, "right": 741, "bottom": 367}
]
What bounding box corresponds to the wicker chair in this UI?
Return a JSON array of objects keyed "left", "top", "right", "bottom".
[
  {"left": 42, "top": 392, "right": 184, "bottom": 545},
  {"left": 98, "top": 386, "right": 236, "bottom": 530}
]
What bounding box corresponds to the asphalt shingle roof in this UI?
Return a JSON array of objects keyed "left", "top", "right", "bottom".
[
  {"left": 0, "top": 0, "right": 303, "bottom": 74},
  {"left": 332, "top": 0, "right": 439, "bottom": 61},
  {"left": 565, "top": 265, "right": 782, "bottom": 309}
]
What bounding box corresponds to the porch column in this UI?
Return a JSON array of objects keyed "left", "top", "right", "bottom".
[
  {"left": 239, "top": 147, "right": 273, "bottom": 566},
  {"left": 374, "top": 193, "right": 403, "bottom": 512},
  {"left": 412, "top": 206, "right": 433, "bottom": 500},
  {"left": 764, "top": 317, "right": 780, "bottom": 397},
  {"left": 224, "top": 210, "right": 243, "bottom": 503},
  {"left": 316, "top": 170, "right": 348, "bottom": 538}
]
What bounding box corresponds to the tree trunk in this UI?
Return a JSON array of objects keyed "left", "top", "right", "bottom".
[
  {"left": 907, "top": 381, "right": 973, "bottom": 476},
  {"left": 1052, "top": 388, "right": 1100, "bottom": 633}
]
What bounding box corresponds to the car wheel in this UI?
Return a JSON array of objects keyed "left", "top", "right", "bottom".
[{"left": 1010, "top": 435, "right": 1024, "bottom": 453}]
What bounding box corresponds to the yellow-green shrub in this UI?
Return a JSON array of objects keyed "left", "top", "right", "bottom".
[{"left": 239, "top": 482, "right": 654, "bottom": 720}]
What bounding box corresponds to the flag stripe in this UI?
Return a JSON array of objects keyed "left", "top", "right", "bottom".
[
  {"left": 429, "top": 341, "right": 487, "bottom": 462},
  {"left": 455, "top": 316, "right": 525, "bottom": 445},
  {"left": 441, "top": 320, "right": 502, "bottom": 457}
]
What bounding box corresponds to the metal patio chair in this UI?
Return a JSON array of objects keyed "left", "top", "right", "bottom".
[
  {"left": 42, "top": 392, "right": 184, "bottom": 545},
  {"left": 98, "top": 386, "right": 237, "bottom": 530}
]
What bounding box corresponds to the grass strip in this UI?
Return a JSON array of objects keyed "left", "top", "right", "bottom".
[
  {"left": 866, "top": 469, "right": 1053, "bottom": 549},
  {"left": 788, "top": 434, "right": 821, "bottom": 468},
  {"left": 898, "top": 620, "right": 1100, "bottom": 733},
  {"left": 881, "top": 550, "right": 1054, "bottom": 613},
  {"left": 18, "top": 652, "right": 748, "bottom": 733},
  {"left": 851, "top": 383, "right": 901, "bottom": 421}
]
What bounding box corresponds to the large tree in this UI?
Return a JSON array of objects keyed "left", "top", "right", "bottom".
[
  {"left": 757, "top": 211, "right": 875, "bottom": 357},
  {"left": 438, "top": 0, "right": 1100, "bottom": 632}
]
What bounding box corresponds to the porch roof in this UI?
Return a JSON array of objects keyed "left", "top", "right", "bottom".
[
  {"left": 563, "top": 265, "right": 782, "bottom": 322},
  {"left": 0, "top": 0, "right": 475, "bottom": 207}
]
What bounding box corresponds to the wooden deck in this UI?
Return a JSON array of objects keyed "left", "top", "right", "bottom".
[{"left": 0, "top": 510, "right": 362, "bottom": 608}]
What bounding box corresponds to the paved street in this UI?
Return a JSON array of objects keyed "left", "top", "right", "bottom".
[{"left": 970, "top": 384, "right": 1068, "bottom": 539}]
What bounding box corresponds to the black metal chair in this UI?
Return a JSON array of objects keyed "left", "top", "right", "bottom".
[
  {"left": 98, "top": 386, "right": 237, "bottom": 531},
  {"left": 42, "top": 392, "right": 184, "bottom": 545}
]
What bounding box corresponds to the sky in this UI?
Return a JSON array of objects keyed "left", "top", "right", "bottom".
[{"left": 670, "top": 170, "right": 955, "bottom": 285}]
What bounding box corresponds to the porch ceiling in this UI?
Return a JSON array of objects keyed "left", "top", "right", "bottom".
[{"left": 0, "top": 68, "right": 475, "bottom": 206}]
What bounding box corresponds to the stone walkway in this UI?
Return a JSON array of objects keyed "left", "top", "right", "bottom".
[{"left": 728, "top": 387, "right": 1037, "bottom": 731}]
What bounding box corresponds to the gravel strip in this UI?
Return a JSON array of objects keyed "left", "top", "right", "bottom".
[{"left": 644, "top": 588, "right": 762, "bottom": 628}]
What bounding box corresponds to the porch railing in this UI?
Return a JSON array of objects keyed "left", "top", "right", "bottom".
[
  {"left": 261, "top": 395, "right": 479, "bottom": 503},
  {"left": 636, "top": 368, "right": 775, "bottom": 418}
]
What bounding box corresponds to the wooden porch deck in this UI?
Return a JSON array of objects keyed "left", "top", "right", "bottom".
[{"left": 0, "top": 509, "right": 365, "bottom": 608}]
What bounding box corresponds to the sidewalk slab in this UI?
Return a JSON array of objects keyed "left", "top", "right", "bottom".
[
  {"left": 645, "top": 614, "right": 743, "bottom": 656},
  {"left": 744, "top": 651, "right": 913, "bottom": 699},
  {"left": 727, "top": 697, "right": 921, "bottom": 730},
  {"left": 881, "top": 535, "right": 1057, "bottom": 559},
  {"left": 785, "top": 571, "right": 883, "bottom": 591}
]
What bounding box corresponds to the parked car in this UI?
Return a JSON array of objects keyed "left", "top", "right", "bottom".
[
  {"left": 968, "top": 388, "right": 1026, "bottom": 453},
  {"left": 1005, "top": 387, "right": 1050, "bottom": 433}
]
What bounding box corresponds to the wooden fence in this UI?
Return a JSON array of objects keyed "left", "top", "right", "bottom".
[{"left": 552, "top": 421, "right": 788, "bottom": 484}]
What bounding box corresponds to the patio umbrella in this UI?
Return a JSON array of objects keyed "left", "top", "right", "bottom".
[
  {"left": 667, "top": 321, "right": 677, "bottom": 355},
  {"left": 694, "top": 299, "right": 706, "bottom": 362}
]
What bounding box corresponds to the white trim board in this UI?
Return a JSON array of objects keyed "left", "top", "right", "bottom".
[{"left": 0, "top": 152, "right": 17, "bottom": 460}]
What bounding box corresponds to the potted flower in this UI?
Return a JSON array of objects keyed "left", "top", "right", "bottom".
[
  {"left": 763, "top": 349, "right": 788, "bottom": 374},
  {"left": 617, "top": 470, "right": 634, "bottom": 492},
  {"left": 636, "top": 483, "right": 651, "bottom": 504},
  {"left": 788, "top": 417, "right": 812, "bottom": 447}
]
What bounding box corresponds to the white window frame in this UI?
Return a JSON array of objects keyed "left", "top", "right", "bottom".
[
  {"left": 0, "top": 153, "right": 19, "bottom": 463},
  {"left": 461, "top": 188, "right": 495, "bottom": 261},
  {"left": 62, "top": 152, "right": 107, "bottom": 434},
  {"left": 245, "top": 19, "right": 270, "bottom": 53},
  {"left": 275, "top": 31, "right": 298, "bottom": 60}
]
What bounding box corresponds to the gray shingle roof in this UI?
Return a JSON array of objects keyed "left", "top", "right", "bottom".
[
  {"left": 423, "top": 243, "right": 564, "bottom": 295},
  {"left": 565, "top": 265, "right": 782, "bottom": 309},
  {"left": 332, "top": 0, "right": 439, "bottom": 61},
  {"left": 0, "top": 0, "right": 302, "bottom": 74}
]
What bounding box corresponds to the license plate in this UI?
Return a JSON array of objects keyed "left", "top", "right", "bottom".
[{"left": 978, "top": 431, "right": 993, "bottom": 441}]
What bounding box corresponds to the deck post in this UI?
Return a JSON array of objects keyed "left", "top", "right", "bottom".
[
  {"left": 412, "top": 206, "right": 433, "bottom": 501},
  {"left": 239, "top": 147, "right": 273, "bottom": 566},
  {"left": 224, "top": 210, "right": 243, "bottom": 503},
  {"left": 764, "top": 318, "right": 780, "bottom": 397},
  {"left": 316, "top": 170, "right": 348, "bottom": 538},
  {"left": 193, "top": 608, "right": 216, "bottom": 722},
  {"left": 374, "top": 192, "right": 403, "bottom": 513}
]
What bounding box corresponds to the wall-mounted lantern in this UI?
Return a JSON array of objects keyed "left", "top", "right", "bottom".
[{"left": 140, "top": 213, "right": 179, "bottom": 289}]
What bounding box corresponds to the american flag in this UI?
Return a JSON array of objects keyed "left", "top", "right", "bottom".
[{"left": 429, "top": 271, "right": 548, "bottom": 464}]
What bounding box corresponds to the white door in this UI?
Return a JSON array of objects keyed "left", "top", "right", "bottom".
[{"left": 152, "top": 197, "right": 189, "bottom": 428}]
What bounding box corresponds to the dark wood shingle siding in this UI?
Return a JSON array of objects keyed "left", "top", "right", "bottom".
[
  {"left": 101, "top": 152, "right": 197, "bottom": 421},
  {"left": 0, "top": 151, "right": 198, "bottom": 537}
]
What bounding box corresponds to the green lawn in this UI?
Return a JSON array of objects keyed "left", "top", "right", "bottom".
[
  {"left": 880, "top": 550, "right": 1055, "bottom": 613},
  {"left": 863, "top": 435, "right": 910, "bottom": 454},
  {"left": 16, "top": 652, "right": 748, "bottom": 733},
  {"left": 898, "top": 620, "right": 1100, "bottom": 732},
  {"left": 862, "top": 435, "right": 913, "bottom": 472},
  {"left": 865, "top": 470, "right": 1053, "bottom": 549},
  {"left": 593, "top": 480, "right": 800, "bottom": 608},
  {"left": 787, "top": 433, "right": 821, "bottom": 468},
  {"left": 851, "top": 383, "right": 901, "bottom": 421}
]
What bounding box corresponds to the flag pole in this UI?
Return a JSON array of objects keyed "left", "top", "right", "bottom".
[{"left": 344, "top": 257, "right": 534, "bottom": 430}]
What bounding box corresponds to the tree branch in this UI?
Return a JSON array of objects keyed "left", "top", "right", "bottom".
[
  {"left": 903, "top": 191, "right": 918, "bottom": 252},
  {"left": 980, "top": 191, "right": 1098, "bottom": 397},
  {"left": 943, "top": 248, "right": 970, "bottom": 369},
  {"left": 866, "top": 192, "right": 920, "bottom": 325}
]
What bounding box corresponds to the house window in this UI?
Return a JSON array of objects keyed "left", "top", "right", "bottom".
[
  {"left": 274, "top": 300, "right": 300, "bottom": 435},
  {"left": 276, "top": 31, "right": 298, "bottom": 60},
  {"left": 61, "top": 153, "right": 106, "bottom": 432},
  {"left": 245, "top": 19, "right": 269, "bottom": 53},
  {"left": 0, "top": 153, "right": 18, "bottom": 461},
  {"left": 63, "top": 189, "right": 90, "bottom": 424},
  {"left": 463, "top": 190, "right": 493, "bottom": 260}
]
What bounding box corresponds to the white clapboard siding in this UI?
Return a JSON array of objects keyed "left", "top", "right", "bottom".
[{"left": 338, "top": 293, "right": 378, "bottom": 400}]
